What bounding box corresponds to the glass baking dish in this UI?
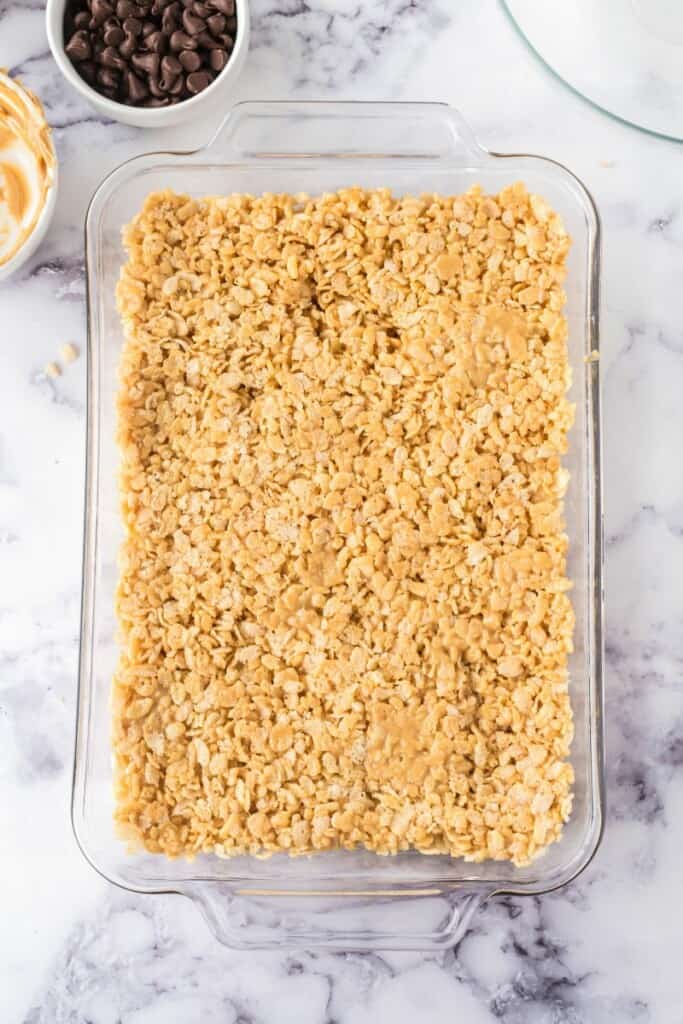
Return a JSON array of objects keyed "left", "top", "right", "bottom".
[{"left": 76, "top": 101, "right": 604, "bottom": 949}]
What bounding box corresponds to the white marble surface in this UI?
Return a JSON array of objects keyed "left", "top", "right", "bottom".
[{"left": 1, "top": 1, "right": 683, "bottom": 1021}]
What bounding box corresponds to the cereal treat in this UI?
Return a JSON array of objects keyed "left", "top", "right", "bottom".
[{"left": 114, "top": 185, "right": 574, "bottom": 866}]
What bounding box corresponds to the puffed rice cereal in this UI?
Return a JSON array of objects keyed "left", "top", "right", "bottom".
[{"left": 114, "top": 184, "right": 575, "bottom": 866}]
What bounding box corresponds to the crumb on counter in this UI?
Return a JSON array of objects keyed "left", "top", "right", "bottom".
[
  {"left": 61, "top": 342, "right": 79, "bottom": 363},
  {"left": 114, "top": 184, "right": 575, "bottom": 867},
  {"left": 44, "top": 361, "right": 61, "bottom": 378}
]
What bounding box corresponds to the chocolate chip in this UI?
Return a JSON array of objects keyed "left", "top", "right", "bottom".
[
  {"left": 168, "top": 73, "right": 185, "bottom": 94},
  {"left": 122, "top": 16, "right": 142, "bottom": 34},
  {"left": 161, "top": 2, "right": 180, "bottom": 34},
  {"left": 169, "top": 28, "right": 196, "bottom": 50},
  {"left": 148, "top": 74, "right": 167, "bottom": 97},
  {"left": 145, "top": 28, "right": 167, "bottom": 51},
  {"left": 186, "top": 68, "right": 211, "bottom": 93},
  {"left": 194, "top": 28, "right": 214, "bottom": 47},
  {"left": 160, "top": 53, "right": 182, "bottom": 76},
  {"left": 103, "top": 23, "right": 125, "bottom": 45},
  {"left": 207, "top": 0, "right": 233, "bottom": 14},
  {"left": 159, "top": 69, "right": 177, "bottom": 90},
  {"left": 146, "top": 96, "right": 170, "bottom": 106},
  {"left": 141, "top": 19, "right": 156, "bottom": 36},
  {"left": 214, "top": 32, "right": 233, "bottom": 50},
  {"left": 178, "top": 48, "right": 201, "bottom": 71},
  {"left": 119, "top": 32, "right": 138, "bottom": 57},
  {"left": 115, "top": 0, "right": 135, "bottom": 18},
  {"left": 74, "top": 10, "right": 91, "bottom": 27},
  {"left": 192, "top": 1, "right": 210, "bottom": 15},
  {"left": 79, "top": 59, "right": 97, "bottom": 83},
  {"left": 126, "top": 69, "right": 148, "bottom": 101},
  {"left": 206, "top": 12, "right": 225, "bottom": 35},
  {"left": 101, "top": 44, "right": 127, "bottom": 68},
  {"left": 181, "top": 9, "right": 205, "bottom": 33},
  {"left": 65, "top": 29, "right": 92, "bottom": 61},
  {"left": 91, "top": 0, "right": 114, "bottom": 23},
  {"left": 97, "top": 65, "right": 120, "bottom": 88},
  {"left": 225, "top": 14, "right": 236, "bottom": 33},
  {"left": 132, "top": 50, "right": 160, "bottom": 73},
  {"left": 209, "top": 46, "right": 227, "bottom": 71}
]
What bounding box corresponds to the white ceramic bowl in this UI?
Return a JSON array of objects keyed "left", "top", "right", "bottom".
[
  {"left": 0, "top": 173, "right": 58, "bottom": 282},
  {"left": 46, "top": 0, "right": 249, "bottom": 128},
  {"left": 0, "top": 74, "right": 59, "bottom": 283}
]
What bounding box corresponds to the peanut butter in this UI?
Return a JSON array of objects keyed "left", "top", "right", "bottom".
[{"left": 0, "top": 71, "right": 55, "bottom": 268}]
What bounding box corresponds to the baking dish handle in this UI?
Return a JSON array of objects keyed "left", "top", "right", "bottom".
[
  {"left": 187, "top": 884, "right": 485, "bottom": 951},
  {"left": 205, "top": 100, "right": 487, "bottom": 163}
]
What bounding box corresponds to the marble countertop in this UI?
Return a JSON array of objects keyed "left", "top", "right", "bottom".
[{"left": 2, "top": 1, "right": 682, "bottom": 1021}]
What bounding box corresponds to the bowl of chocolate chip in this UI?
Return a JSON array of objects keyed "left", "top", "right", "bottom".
[{"left": 46, "top": 0, "right": 249, "bottom": 126}]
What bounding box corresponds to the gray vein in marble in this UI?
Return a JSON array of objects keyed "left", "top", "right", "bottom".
[
  {"left": 250, "top": 0, "right": 453, "bottom": 92},
  {"left": 0, "top": 0, "right": 38, "bottom": 10},
  {"left": 647, "top": 208, "right": 678, "bottom": 235},
  {"left": 604, "top": 321, "right": 683, "bottom": 379},
  {"left": 17, "top": 250, "right": 86, "bottom": 297},
  {"left": 29, "top": 371, "right": 85, "bottom": 414},
  {"left": 26, "top": 885, "right": 660, "bottom": 1023},
  {"left": 605, "top": 503, "right": 683, "bottom": 548}
]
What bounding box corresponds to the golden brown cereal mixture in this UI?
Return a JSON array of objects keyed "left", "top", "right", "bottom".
[{"left": 114, "top": 184, "right": 575, "bottom": 866}]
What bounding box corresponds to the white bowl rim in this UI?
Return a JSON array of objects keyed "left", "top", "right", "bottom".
[
  {"left": 45, "top": 0, "right": 249, "bottom": 123},
  {"left": 0, "top": 72, "right": 59, "bottom": 281}
]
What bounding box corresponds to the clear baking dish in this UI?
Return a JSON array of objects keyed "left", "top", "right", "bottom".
[{"left": 76, "top": 101, "right": 604, "bottom": 949}]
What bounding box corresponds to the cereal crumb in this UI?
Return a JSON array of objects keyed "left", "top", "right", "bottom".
[
  {"left": 114, "top": 184, "right": 575, "bottom": 867},
  {"left": 585, "top": 350, "right": 600, "bottom": 363},
  {"left": 44, "top": 361, "right": 61, "bottom": 378},
  {"left": 61, "top": 342, "right": 79, "bottom": 363}
]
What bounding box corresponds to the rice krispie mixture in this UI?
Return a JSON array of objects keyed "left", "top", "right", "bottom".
[{"left": 114, "top": 184, "right": 574, "bottom": 866}]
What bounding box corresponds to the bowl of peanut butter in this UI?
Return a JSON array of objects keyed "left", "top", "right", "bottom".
[{"left": 0, "top": 70, "right": 57, "bottom": 281}]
